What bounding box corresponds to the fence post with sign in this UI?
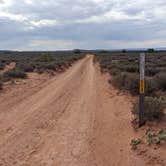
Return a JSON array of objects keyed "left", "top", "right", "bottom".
[{"left": 139, "top": 53, "right": 145, "bottom": 127}]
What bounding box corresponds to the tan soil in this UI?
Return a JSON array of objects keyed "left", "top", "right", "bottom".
[
  {"left": 0, "top": 55, "right": 165, "bottom": 166},
  {"left": 0, "top": 62, "right": 16, "bottom": 74}
]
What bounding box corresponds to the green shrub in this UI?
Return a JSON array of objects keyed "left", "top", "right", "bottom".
[
  {"left": 125, "top": 65, "right": 138, "bottom": 73},
  {"left": 44, "top": 64, "right": 56, "bottom": 70},
  {"left": 122, "top": 49, "right": 127, "bottom": 53},
  {"left": 40, "top": 53, "right": 54, "bottom": 62},
  {"left": 147, "top": 48, "right": 155, "bottom": 53},
  {"left": 133, "top": 97, "right": 165, "bottom": 121},
  {"left": 158, "top": 130, "right": 166, "bottom": 141},
  {"left": 18, "top": 64, "right": 34, "bottom": 72},
  {"left": 130, "top": 138, "right": 142, "bottom": 150},
  {"left": 73, "top": 49, "right": 81, "bottom": 54},
  {"left": 145, "top": 78, "right": 158, "bottom": 95},
  {"left": 124, "top": 74, "right": 139, "bottom": 94},
  {"left": 3, "top": 69, "right": 27, "bottom": 80},
  {"left": 112, "top": 72, "right": 128, "bottom": 89},
  {"left": 146, "top": 68, "right": 160, "bottom": 76},
  {"left": 155, "top": 72, "right": 166, "bottom": 91},
  {"left": 0, "top": 63, "right": 5, "bottom": 70},
  {"left": 0, "top": 80, "right": 3, "bottom": 90},
  {"left": 112, "top": 72, "right": 139, "bottom": 95},
  {"left": 99, "top": 50, "right": 109, "bottom": 53},
  {"left": 109, "top": 68, "right": 121, "bottom": 76},
  {"left": 147, "top": 132, "right": 160, "bottom": 145}
]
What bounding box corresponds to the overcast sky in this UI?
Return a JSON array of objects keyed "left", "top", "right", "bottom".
[{"left": 0, "top": 0, "right": 166, "bottom": 50}]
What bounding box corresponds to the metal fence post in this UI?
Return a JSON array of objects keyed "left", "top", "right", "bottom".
[{"left": 139, "top": 53, "right": 145, "bottom": 127}]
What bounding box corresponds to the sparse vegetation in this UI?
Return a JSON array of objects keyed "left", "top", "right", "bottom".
[
  {"left": 111, "top": 72, "right": 139, "bottom": 95},
  {"left": 155, "top": 72, "right": 166, "bottom": 91},
  {"left": 131, "top": 129, "right": 166, "bottom": 150},
  {"left": 147, "top": 48, "right": 155, "bottom": 53},
  {"left": 3, "top": 69, "right": 27, "bottom": 80},
  {"left": 0, "top": 51, "right": 85, "bottom": 90},
  {"left": 0, "top": 79, "right": 2, "bottom": 90},
  {"left": 122, "top": 49, "right": 127, "bottom": 53},
  {"left": 130, "top": 138, "right": 142, "bottom": 150},
  {"left": 158, "top": 130, "right": 166, "bottom": 141},
  {"left": 146, "top": 132, "right": 160, "bottom": 145},
  {"left": 73, "top": 49, "right": 81, "bottom": 54},
  {"left": 133, "top": 97, "right": 165, "bottom": 121},
  {"left": 94, "top": 50, "right": 166, "bottom": 122}
]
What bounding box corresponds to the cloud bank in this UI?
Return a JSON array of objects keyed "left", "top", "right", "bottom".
[{"left": 0, "top": 0, "right": 166, "bottom": 50}]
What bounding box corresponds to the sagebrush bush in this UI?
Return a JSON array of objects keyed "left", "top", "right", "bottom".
[
  {"left": 109, "top": 68, "right": 121, "bottom": 76},
  {"left": 122, "top": 49, "right": 127, "bottom": 53},
  {"left": 44, "top": 64, "right": 56, "bottom": 70},
  {"left": 112, "top": 72, "right": 139, "bottom": 95},
  {"left": 146, "top": 68, "right": 160, "bottom": 76},
  {"left": 124, "top": 74, "right": 139, "bottom": 94},
  {"left": 112, "top": 72, "right": 127, "bottom": 89},
  {"left": 18, "top": 64, "right": 34, "bottom": 72},
  {"left": 155, "top": 72, "right": 166, "bottom": 91},
  {"left": 0, "top": 63, "right": 5, "bottom": 70},
  {"left": 73, "top": 49, "right": 81, "bottom": 54},
  {"left": 125, "top": 65, "right": 138, "bottom": 73},
  {"left": 133, "top": 97, "right": 165, "bottom": 121},
  {"left": 3, "top": 69, "right": 27, "bottom": 80},
  {"left": 145, "top": 78, "right": 158, "bottom": 95},
  {"left": 0, "top": 82, "right": 2, "bottom": 90},
  {"left": 40, "top": 54, "right": 54, "bottom": 62},
  {"left": 147, "top": 48, "right": 155, "bottom": 53}
]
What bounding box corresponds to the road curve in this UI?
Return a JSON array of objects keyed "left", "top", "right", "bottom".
[{"left": 0, "top": 55, "right": 145, "bottom": 166}]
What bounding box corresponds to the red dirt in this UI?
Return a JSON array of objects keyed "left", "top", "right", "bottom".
[{"left": 0, "top": 55, "right": 165, "bottom": 166}]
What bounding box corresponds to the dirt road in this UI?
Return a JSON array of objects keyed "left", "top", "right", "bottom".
[{"left": 0, "top": 55, "right": 145, "bottom": 166}]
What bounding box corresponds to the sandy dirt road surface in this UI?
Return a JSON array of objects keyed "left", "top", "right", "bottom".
[{"left": 0, "top": 55, "right": 163, "bottom": 166}]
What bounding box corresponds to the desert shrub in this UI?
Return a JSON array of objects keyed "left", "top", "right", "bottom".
[
  {"left": 146, "top": 68, "right": 160, "bottom": 76},
  {"left": 40, "top": 53, "right": 54, "bottom": 62},
  {"left": 133, "top": 97, "right": 165, "bottom": 121},
  {"left": 122, "top": 49, "right": 127, "bottom": 53},
  {"left": 146, "top": 132, "right": 160, "bottom": 145},
  {"left": 73, "top": 49, "right": 81, "bottom": 54},
  {"left": 24, "top": 66, "right": 34, "bottom": 72},
  {"left": 124, "top": 74, "right": 139, "bottom": 94},
  {"left": 112, "top": 72, "right": 128, "bottom": 89},
  {"left": 146, "top": 130, "right": 166, "bottom": 145},
  {"left": 145, "top": 78, "right": 158, "bottom": 95},
  {"left": 3, "top": 69, "right": 27, "bottom": 80},
  {"left": 130, "top": 138, "right": 142, "bottom": 150},
  {"left": 116, "top": 63, "right": 138, "bottom": 73},
  {"left": 125, "top": 65, "right": 138, "bottom": 73},
  {"left": 112, "top": 73, "right": 139, "bottom": 95},
  {"left": 147, "top": 48, "right": 155, "bottom": 53},
  {"left": 158, "top": 130, "right": 166, "bottom": 141},
  {"left": 155, "top": 72, "right": 166, "bottom": 91},
  {"left": 0, "top": 63, "right": 5, "bottom": 70},
  {"left": 109, "top": 68, "right": 121, "bottom": 76},
  {"left": 44, "top": 64, "right": 56, "bottom": 70},
  {"left": 18, "top": 64, "right": 34, "bottom": 72},
  {"left": 99, "top": 50, "right": 109, "bottom": 53},
  {"left": 37, "top": 68, "right": 44, "bottom": 74},
  {"left": 0, "top": 82, "right": 2, "bottom": 90}
]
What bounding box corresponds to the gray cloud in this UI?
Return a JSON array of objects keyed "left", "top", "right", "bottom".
[{"left": 0, "top": 0, "right": 166, "bottom": 50}]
